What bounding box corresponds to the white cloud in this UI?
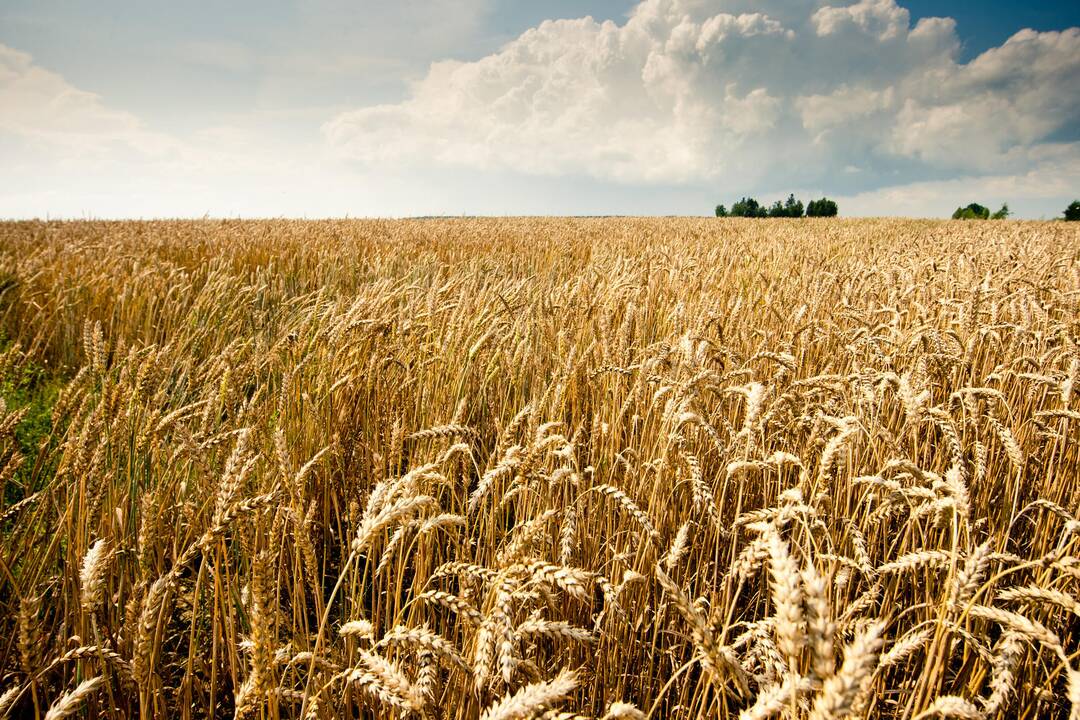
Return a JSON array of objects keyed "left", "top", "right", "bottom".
[
  {"left": 883, "top": 28, "right": 1080, "bottom": 170},
  {"left": 0, "top": 42, "right": 367, "bottom": 218},
  {"left": 0, "top": 44, "right": 176, "bottom": 158},
  {"left": 837, "top": 144, "right": 1080, "bottom": 218},
  {"left": 812, "top": 0, "right": 909, "bottom": 40},
  {"left": 324, "top": 0, "right": 1080, "bottom": 198}
]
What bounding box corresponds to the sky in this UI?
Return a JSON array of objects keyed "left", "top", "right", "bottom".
[{"left": 1, "top": 0, "right": 1078, "bottom": 219}]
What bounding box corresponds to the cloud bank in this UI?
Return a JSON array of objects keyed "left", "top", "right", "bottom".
[{"left": 324, "top": 0, "right": 1080, "bottom": 199}]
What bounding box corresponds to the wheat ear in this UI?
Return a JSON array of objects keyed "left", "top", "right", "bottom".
[
  {"left": 480, "top": 669, "right": 578, "bottom": 720},
  {"left": 44, "top": 677, "right": 104, "bottom": 720}
]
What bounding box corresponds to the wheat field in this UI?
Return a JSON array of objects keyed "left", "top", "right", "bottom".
[{"left": 0, "top": 217, "right": 1078, "bottom": 719}]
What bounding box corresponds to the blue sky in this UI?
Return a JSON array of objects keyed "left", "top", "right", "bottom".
[{"left": 1, "top": 0, "right": 1077, "bottom": 218}]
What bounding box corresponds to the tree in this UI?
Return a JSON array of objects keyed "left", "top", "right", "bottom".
[
  {"left": 990, "top": 203, "right": 1010, "bottom": 220},
  {"left": 767, "top": 195, "right": 805, "bottom": 217},
  {"left": 730, "top": 197, "right": 767, "bottom": 217},
  {"left": 952, "top": 203, "right": 990, "bottom": 220},
  {"left": 806, "top": 198, "right": 838, "bottom": 217},
  {"left": 783, "top": 194, "right": 804, "bottom": 218},
  {"left": 715, "top": 204, "right": 728, "bottom": 217},
  {"left": 1065, "top": 200, "right": 1080, "bottom": 221}
]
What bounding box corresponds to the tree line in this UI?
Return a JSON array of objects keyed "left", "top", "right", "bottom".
[
  {"left": 713, "top": 197, "right": 1079, "bottom": 220},
  {"left": 715, "top": 194, "right": 837, "bottom": 218},
  {"left": 953, "top": 200, "right": 1080, "bottom": 221}
]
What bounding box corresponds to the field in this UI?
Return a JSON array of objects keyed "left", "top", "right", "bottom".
[{"left": 0, "top": 217, "right": 1079, "bottom": 719}]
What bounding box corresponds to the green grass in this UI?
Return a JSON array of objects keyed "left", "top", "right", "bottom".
[{"left": 1, "top": 337, "right": 63, "bottom": 498}]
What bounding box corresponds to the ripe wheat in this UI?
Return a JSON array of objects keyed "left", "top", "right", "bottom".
[{"left": 0, "top": 217, "right": 1077, "bottom": 718}]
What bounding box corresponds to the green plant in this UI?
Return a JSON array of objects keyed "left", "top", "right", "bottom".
[{"left": 0, "top": 343, "right": 62, "bottom": 499}]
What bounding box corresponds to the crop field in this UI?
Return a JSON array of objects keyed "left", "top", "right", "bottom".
[{"left": 0, "top": 217, "right": 1079, "bottom": 719}]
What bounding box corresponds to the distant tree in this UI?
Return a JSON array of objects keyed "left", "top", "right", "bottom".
[
  {"left": 806, "top": 198, "right": 838, "bottom": 217},
  {"left": 952, "top": 203, "right": 990, "bottom": 220},
  {"left": 990, "top": 203, "right": 1010, "bottom": 220},
  {"left": 730, "top": 197, "right": 767, "bottom": 218},
  {"left": 765, "top": 195, "right": 805, "bottom": 217},
  {"left": 715, "top": 204, "right": 728, "bottom": 217},
  {"left": 784, "top": 194, "right": 804, "bottom": 218},
  {"left": 1065, "top": 200, "right": 1080, "bottom": 221}
]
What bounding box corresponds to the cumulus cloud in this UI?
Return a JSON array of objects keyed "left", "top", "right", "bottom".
[
  {"left": 323, "top": 0, "right": 1080, "bottom": 195},
  {"left": 0, "top": 44, "right": 176, "bottom": 159}
]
